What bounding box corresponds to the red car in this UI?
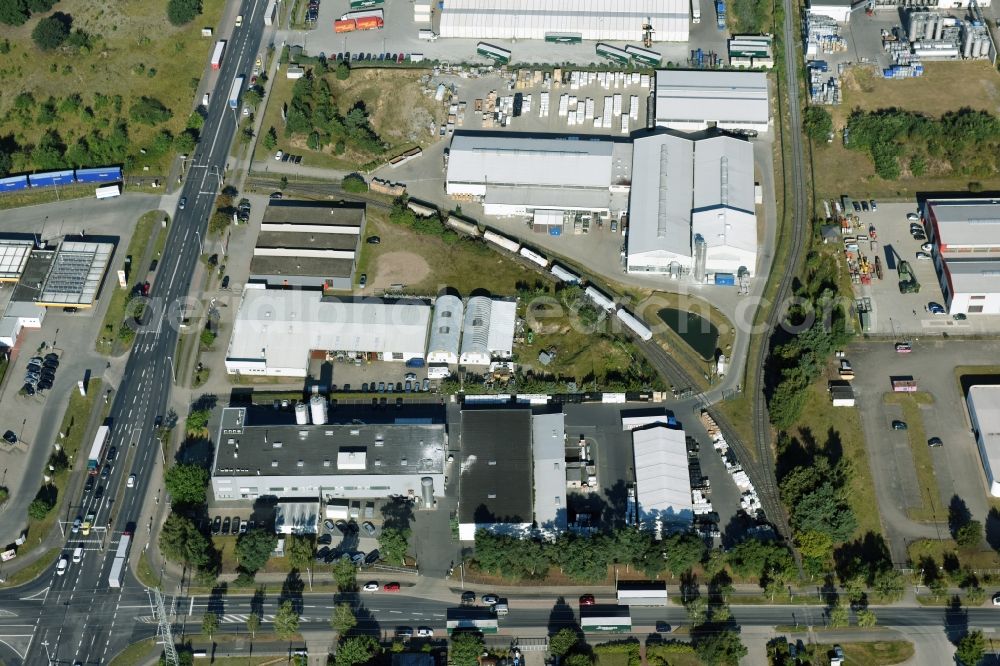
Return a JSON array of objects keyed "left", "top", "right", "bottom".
[
  {"left": 383, "top": 582, "right": 400, "bottom": 592},
  {"left": 579, "top": 594, "right": 595, "bottom": 606}
]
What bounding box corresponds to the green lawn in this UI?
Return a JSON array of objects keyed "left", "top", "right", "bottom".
[
  {"left": 882, "top": 392, "right": 942, "bottom": 522},
  {"left": 907, "top": 538, "right": 1000, "bottom": 571},
  {"left": 107, "top": 639, "right": 157, "bottom": 666},
  {"left": 0, "top": 186, "right": 93, "bottom": 210},
  {"left": 0, "top": 548, "right": 59, "bottom": 588},
  {"left": 801, "top": 641, "right": 913, "bottom": 666}
]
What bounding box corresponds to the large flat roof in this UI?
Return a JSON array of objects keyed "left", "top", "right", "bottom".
[
  {"left": 655, "top": 70, "right": 770, "bottom": 126},
  {"left": 927, "top": 199, "right": 1000, "bottom": 249},
  {"left": 0, "top": 240, "right": 34, "bottom": 281},
  {"left": 459, "top": 409, "right": 533, "bottom": 525},
  {"left": 226, "top": 289, "right": 431, "bottom": 372},
  {"left": 632, "top": 425, "right": 693, "bottom": 524},
  {"left": 250, "top": 256, "right": 356, "bottom": 279},
  {"left": 532, "top": 411, "right": 567, "bottom": 532},
  {"left": 969, "top": 385, "right": 1000, "bottom": 491},
  {"left": 943, "top": 259, "right": 1000, "bottom": 294},
  {"left": 261, "top": 200, "right": 365, "bottom": 228},
  {"left": 37, "top": 241, "right": 114, "bottom": 306},
  {"left": 214, "top": 407, "right": 446, "bottom": 478},
  {"left": 447, "top": 133, "right": 621, "bottom": 190}
]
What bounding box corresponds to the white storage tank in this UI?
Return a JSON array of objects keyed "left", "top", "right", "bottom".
[
  {"left": 310, "top": 395, "right": 327, "bottom": 425},
  {"left": 295, "top": 403, "right": 309, "bottom": 425},
  {"left": 421, "top": 477, "right": 435, "bottom": 509}
]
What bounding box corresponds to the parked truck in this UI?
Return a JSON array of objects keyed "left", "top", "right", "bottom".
[
  {"left": 210, "top": 40, "right": 226, "bottom": 70},
  {"left": 228, "top": 76, "right": 245, "bottom": 110},
  {"left": 715, "top": 0, "right": 726, "bottom": 29}
]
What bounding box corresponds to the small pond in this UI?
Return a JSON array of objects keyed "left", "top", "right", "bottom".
[{"left": 656, "top": 308, "right": 719, "bottom": 360}]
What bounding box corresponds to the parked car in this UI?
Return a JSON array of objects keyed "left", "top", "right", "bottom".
[
  {"left": 383, "top": 582, "right": 401, "bottom": 592},
  {"left": 921, "top": 242, "right": 933, "bottom": 252},
  {"left": 270, "top": 192, "right": 283, "bottom": 200},
  {"left": 359, "top": 273, "right": 367, "bottom": 288},
  {"left": 364, "top": 581, "right": 380, "bottom": 591},
  {"left": 954, "top": 313, "right": 968, "bottom": 321},
  {"left": 579, "top": 594, "right": 596, "bottom": 606},
  {"left": 655, "top": 621, "right": 672, "bottom": 633},
  {"left": 928, "top": 437, "right": 944, "bottom": 447},
  {"left": 417, "top": 627, "right": 434, "bottom": 638},
  {"left": 127, "top": 474, "right": 136, "bottom": 488},
  {"left": 367, "top": 236, "right": 381, "bottom": 244},
  {"left": 365, "top": 550, "right": 380, "bottom": 565},
  {"left": 992, "top": 592, "right": 1000, "bottom": 606},
  {"left": 221, "top": 275, "right": 230, "bottom": 289},
  {"left": 239, "top": 521, "right": 248, "bottom": 534},
  {"left": 482, "top": 594, "right": 500, "bottom": 606},
  {"left": 461, "top": 591, "right": 476, "bottom": 604},
  {"left": 232, "top": 517, "right": 241, "bottom": 533},
  {"left": 870, "top": 199, "right": 878, "bottom": 211},
  {"left": 324, "top": 519, "right": 336, "bottom": 530},
  {"left": 915, "top": 251, "right": 931, "bottom": 261},
  {"left": 362, "top": 521, "right": 377, "bottom": 537},
  {"left": 907, "top": 212, "right": 920, "bottom": 221},
  {"left": 2, "top": 431, "right": 17, "bottom": 445},
  {"left": 335, "top": 519, "right": 349, "bottom": 535},
  {"left": 891, "top": 420, "right": 908, "bottom": 430},
  {"left": 316, "top": 546, "right": 331, "bottom": 561},
  {"left": 927, "top": 302, "right": 946, "bottom": 315},
  {"left": 860, "top": 200, "right": 869, "bottom": 211},
  {"left": 275, "top": 150, "right": 284, "bottom": 161},
  {"left": 422, "top": 378, "right": 430, "bottom": 391},
  {"left": 318, "top": 534, "right": 332, "bottom": 545},
  {"left": 351, "top": 552, "right": 366, "bottom": 565}
]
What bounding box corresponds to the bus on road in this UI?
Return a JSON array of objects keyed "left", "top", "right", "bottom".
[
  {"left": 581, "top": 606, "right": 632, "bottom": 633},
  {"left": 477, "top": 42, "right": 512, "bottom": 65},
  {"left": 446, "top": 608, "right": 499, "bottom": 634},
  {"left": 86, "top": 425, "right": 110, "bottom": 475}
]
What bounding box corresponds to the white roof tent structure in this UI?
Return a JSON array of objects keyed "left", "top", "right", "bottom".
[
  {"left": 631, "top": 425, "right": 693, "bottom": 527},
  {"left": 459, "top": 297, "right": 517, "bottom": 366},
  {"left": 923, "top": 199, "right": 1000, "bottom": 315},
  {"left": 0, "top": 239, "right": 34, "bottom": 282},
  {"left": 808, "top": 0, "right": 855, "bottom": 22},
  {"left": 654, "top": 70, "right": 770, "bottom": 133},
  {"left": 967, "top": 386, "right": 1000, "bottom": 497},
  {"left": 427, "top": 294, "right": 464, "bottom": 364},
  {"left": 627, "top": 130, "right": 758, "bottom": 278},
  {"left": 225, "top": 288, "right": 431, "bottom": 377},
  {"left": 445, "top": 132, "right": 633, "bottom": 217},
  {"left": 274, "top": 501, "right": 321, "bottom": 535},
  {"left": 439, "top": 0, "right": 689, "bottom": 43}
]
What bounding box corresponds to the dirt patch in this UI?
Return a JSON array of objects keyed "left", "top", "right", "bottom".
[{"left": 370, "top": 251, "right": 430, "bottom": 290}]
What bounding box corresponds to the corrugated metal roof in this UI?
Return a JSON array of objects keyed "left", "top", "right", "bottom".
[
  {"left": 969, "top": 385, "right": 1000, "bottom": 494},
  {"left": 532, "top": 412, "right": 567, "bottom": 532},
  {"left": 944, "top": 259, "right": 1000, "bottom": 294},
  {"left": 655, "top": 70, "right": 769, "bottom": 128},
  {"left": 928, "top": 199, "right": 1000, "bottom": 248},
  {"left": 427, "top": 294, "right": 463, "bottom": 362},
  {"left": 632, "top": 425, "right": 693, "bottom": 524}
]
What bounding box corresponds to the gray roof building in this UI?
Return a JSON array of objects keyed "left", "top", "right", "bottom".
[
  {"left": 250, "top": 201, "right": 365, "bottom": 290},
  {"left": 211, "top": 406, "right": 447, "bottom": 501},
  {"left": 654, "top": 70, "right": 770, "bottom": 132}
]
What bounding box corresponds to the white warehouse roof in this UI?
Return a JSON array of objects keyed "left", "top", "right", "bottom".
[
  {"left": 439, "top": 0, "right": 689, "bottom": 43},
  {"left": 226, "top": 288, "right": 431, "bottom": 376},
  {"left": 459, "top": 297, "right": 516, "bottom": 365},
  {"left": 427, "top": 295, "right": 464, "bottom": 364},
  {"left": 655, "top": 70, "right": 770, "bottom": 132},
  {"left": 532, "top": 412, "right": 567, "bottom": 533},
  {"left": 627, "top": 131, "right": 758, "bottom": 276},
  {"left": 632, "top": 425, "right": 693, "bottom": 525},
  {"left": 968, "top": 386, "right": 1000, "bottom": 497},
  {"left": 926, "top": 199, "right": 1000, "bottom": 251}
]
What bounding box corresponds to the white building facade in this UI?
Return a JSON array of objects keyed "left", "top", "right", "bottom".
[
  {"left": 967, "top": 386, "right": 1000, "bottom": 497},
  {"left": 925, "top": 199, "right": 1000, "bottom": 315}
]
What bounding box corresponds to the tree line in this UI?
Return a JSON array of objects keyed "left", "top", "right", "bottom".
[{"left": 286, "top": 73, "right": 385, "bottom": 158}]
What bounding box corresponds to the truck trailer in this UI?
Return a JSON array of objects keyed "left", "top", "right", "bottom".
[{"left": 211, "top": 40, "right": 226, "bottom": 70}]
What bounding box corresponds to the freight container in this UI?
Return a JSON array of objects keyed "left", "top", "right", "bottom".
[
  {"left": 714, "top": 272, "right": 736, "bottom": 286},
  {"left": 585, "top": 286, "right": 615, "bottom": 312},
  {"left": 264, "top": 0, "right": 277, "bottom": 25},
  {"left": 519, "top": 247, "right": 548, "bottom": 268},
  {"left": 447, "top": 216, "right": 480, "bottom": 236},
  {"left": 418, "top": 29, "right": 438, "bottom": 40},
  {"left": 356, "top": 15, "right": 383, "bottom": 30},
  {"left": 550, "top": 263, "right": 580, "bottom": 284},
  {"left": 211, "top": 40, "right": 226, "bottom": 70},
  {"left": 228, "top": 76, "right": 245, "bottom": 109},
  {"left": 75, "top": 166, "right": 122, "bottom": 183},
  {"left": 483, "top": 229, "right": 520, "bottom": 253},
  {"left": 335, "top": 19, "right": 357, "bottom": 32},
  {"left": 0, "top": 175, "right": 29, "bottom": 192},
  {"left": 28, "top": 170, "right": 75, "bottom": 187},
  {"left": 95, "top": 185, "right": 121, "bottom": 199}
]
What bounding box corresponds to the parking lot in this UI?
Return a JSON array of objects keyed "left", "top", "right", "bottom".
[
  {"left": 849, "top": 338, "right": 999, "bottom": 563},
  {"left": 834, "top": 201, "right": 1000, "bottom": 336}
]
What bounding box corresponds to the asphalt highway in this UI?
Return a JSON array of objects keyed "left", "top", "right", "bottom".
[{"left": 0, "top": 2, "right": 268, "bottom": 664}]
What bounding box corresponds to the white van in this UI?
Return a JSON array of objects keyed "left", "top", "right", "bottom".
[
  {"left": 56, "top": 557, "right": 68, "bottom": 575},
  {"left": 202, "top": 93, "right": 210, "bottom": 106},
  {"left": 72, "top": 546, "right": 83, "bottom": 563}
]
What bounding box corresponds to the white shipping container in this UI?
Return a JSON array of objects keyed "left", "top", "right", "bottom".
[
  {"left": 585, "top": 286, "right": 615, "bottom": 312},
  {"left": 585, "top": 97, "right": 595, "bottom": 119},
  {"left": 95, "top": 185, "right": 121, "bottom": 199},
  {"left": 613, "top": 93, "right": 623, "bottom": 116},
  {"left": 576, "top": 105, "right": 585, "bottom": 124},
  {"left": 629, "top": 95, "right": 639, "bottom": 120},
  {"left": 519, "top": 247, "right": 549, "bottom": 267},
  {"left": 264, "top": 0, "right": 278, "bottom": 25}
]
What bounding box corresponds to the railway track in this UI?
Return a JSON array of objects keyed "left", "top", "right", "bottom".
[{"left": 244, "top": 175, "right": 394, "bottom": 212}]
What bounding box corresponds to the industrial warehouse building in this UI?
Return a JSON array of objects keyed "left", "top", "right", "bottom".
[
  {"left": 626, "top": 130, "right": 758, "bottom": 279},
  {"left": 631, "top": 424, "right": 694, "bottom": 527},
  {"left": 0, "top": 239, "right": 33, "bottom": 282},
  {"left": 924, "top": 198, "right": 1000, "bottom": 315},
  {"left": 211, "top": 406, "right": 447, "bottom": 502},
  {"left": 438, "top": 0, "right": 689, "bottom": 43},
  {"left": 225, "top": 288, "right": 431, "bottom": 376},
  {"left": 967, "top": 386, "right": 1000, "bottom": 497},
  {"left": 654, "top": 70, "right": 771, "bottom": 133},
  {"left": 445, "top": 132, "right": 633, "bottom": 218},
  {"left": 426, "top": 294, "right": 464, "bottom": 364},
  {"left": 807, "top": 0, "right": 854, "bottom": 22},
  {"left": 250, "top": 201, "right": 365, "bottom": 290},
  {"left": 458, "top": 408, "right": 567, "bottom": 540},
  {"left": 459, "top": 297, "right": 517, "bottom": 366}
]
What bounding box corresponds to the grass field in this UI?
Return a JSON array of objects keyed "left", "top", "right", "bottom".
[
  {"left": 802, "top": 641, "right": 913, "bottom": 666},
  {"left": 814, "top": 61, "right": 1000, "bottom": 199},
  {"left": 0, "top": 185, "right": 93, "bottom": 210},
  {"left": 107, "top": 639, "right": 157, "bottom": 666},
  {"left": 908, "top": 537, "right": 1000, "bottom": 571},
  {"left": 0, "top": 0, "right": 225, "bottom": 174},
  {"left": 255, "top": 65, "right": 444, "bottom": 170},
  {"left": 0, "top": 548, "right": 59, "bottom": 588},
  {"left": 882, "top": 392, "right": 942, "bottom": 523}
]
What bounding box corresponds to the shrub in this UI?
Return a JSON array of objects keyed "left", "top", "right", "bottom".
[
  {"left": 342, "top": 173, "right": 368, "bottom": 193},
  {"left": 166, "top": 0, "right": 201, "bottom": 25},
  {"left": 130, "top": 97, "right": 173, "bottom": 125},
  {"left": 32, "top": 14, "right": 70, "bottom": 50}
]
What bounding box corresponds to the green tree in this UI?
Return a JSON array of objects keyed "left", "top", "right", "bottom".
[
  {"left": 186, "top": 408, "right": 210, "bottom": 432},
  {"left": 28, "top": 0, "right": 56, "bottom": 11},
  {"left": 287, "top": 534, "right": 314, "bottom": 572},
  {"left": 332, "top": 556, "right": 357, "bottom": 592},
  {"left": 449, "top": 631, "right": 485, "bottom": 666},
  {"left": 872, "top": 567, "right": 905, "bottom": 602},
  {"left": 795, "top": 530, "right": 833, "bottom": 561},
  {"left": 335, "top": 61, "right": 350, "bottom": 80},
  {"left": 378, "top": 527, "right": 410, "bottom": 565},
  {"left": 663, "top": 531, "right": 706, "bottom": 575},
  {"left": 330, "top": 602, "right": 357, "bottom": 635},
  {"left": 28, "top": 497, "right": 53, "bottom": 520},
  {"left": 828, "top": 604, "right": 849, "bottom": 628},
  {"left": 856, "top": 609, "right": 877, "bottom": 627},
  {"left": 956, "top": 520, "right": 983, "bottom": 548},
  {"left": 956, "top": 630, "right": 985, "bottom": 666},
  {"left": 273, "top": 600, "right": 300, "bottom": 640},
  {"left": 726, "top": 539, "right": 794, "bottom": 581},
  {"left": 909, "top": 154, "right": 927, "bottom": 176},
  {"left": 342, "top": 173, "right": 369, "bottom": 193},
  {"left": 200, "top": 327, "right": 216, "bottom": 349},
  {"left": 246, "top": 612, "right": 260, "bottom": 638},
  {"left": 159, "top": 514, "right": 211, "bottom": 568},
  {"left": 164, "top": 464, "right": 209, "bottom": 506},
  {"left": 166, "top": 0, "right": 202, "bottom": 25},
  {"left": 692, "top": 629, "right": 748, "bottom": 665},
  {"left": 32, "top": 15, "right": 69, "bottom": 50},
  {"left": 201, "top": 611, "right": 220, "bottom": 640},
  {"left": 0, "top": 487, "right": 9, "bottom": 506},
  {"left": 0, "top": 0, "right": 29, "bottom": 26},
  {"left": 130, "top": 97, "right": 172, "bottom": 125},
  {"left": 549, "top": 628, "right": 580, "bottom": 657},
  {"left": 803, "top": 106, "right": 833, "bottom": 144},
  {"left": 335, "top": 635, "right": 380, "bottom": 666},
  {"left": 236, "top": 529, "right": 278, "bottom": 573},
  {"left": 244, "top": 88, "right": 263, "bottom": 108},
  {"left": 175, "top": 130, "right": 197, "bottom": 154},
  {"left": 263, "top": 127, "right": 278, "bottom": 150}
]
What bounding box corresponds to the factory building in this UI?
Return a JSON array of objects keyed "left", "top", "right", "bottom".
[
  {"left": 445, "top": 132, "right": 632, "bottom": 218},
  {"left": 458, "top": 297, "right": 517, "bottom": 366},
  {"left": 924, "top": 198, "right": 1000, "bottom": 315},
  {"left": 807, "top": 0, "right": 855, "bottom": 23},
  {"left": 426, "top": 294, "right": 464, "bottom": 364},
  {"left": 626, "top": 130, "right": 758, "bottom": 279},
  {"left": 457, "top": 408, "right": 568, "bottom": 541},
  {"left": 631, "top": 424, "right": 694, "bottom": 527},
  {"left": 966, "top": 386, "right": 1000, "bottom": 497},
  {"left": 438, "top": 0, "right": 689, "bottom": 43},
  {"left": 224, "top": 288, "right": 431, "bottom": 376},
  {"left": 654, "top": 70, "right": 770, "bottom": 133},
  {"left": 211, "top": 406, "right": 447, "bottom": 502},
  {"left": 250, "top": 201, "right": 365, "bottom": 291}
]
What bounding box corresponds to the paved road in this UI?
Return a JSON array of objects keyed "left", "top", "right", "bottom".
[{"left": 0, "top": 1, "right": 269, "bottom": 664}]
